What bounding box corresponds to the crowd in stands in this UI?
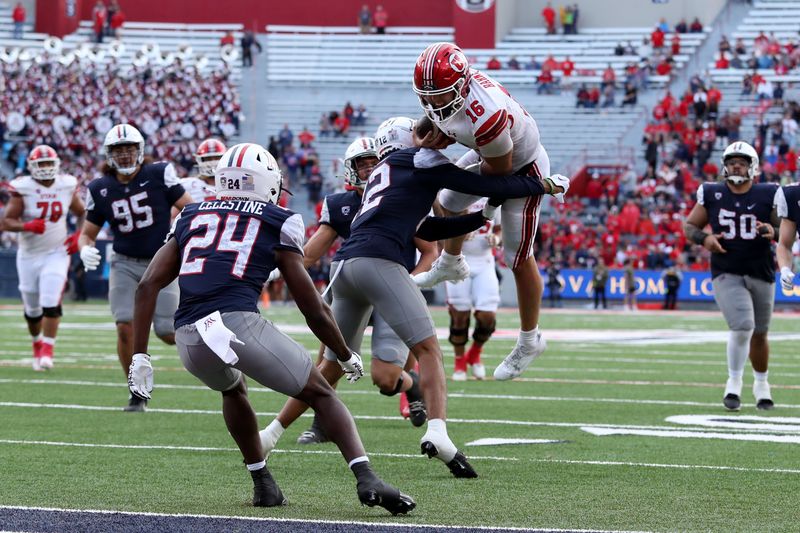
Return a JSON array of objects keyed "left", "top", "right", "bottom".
[
  {"left": 91, "top": 0, "right": 125, "bottom": 43},
  {"left": 0, "top": 58, "right": 240, "bottom": 248},
  {"left": 317, "top": 102, "right": 369, "bottom": 138},
  {"left": 357, "top": 4, "right": 389, "bottom": 35},
  {"left": 540, "top": 2, "right": 580, "bottom": 35},
  {"left": 715, "top": 31, "right": 800, "bottom": 75},
  {"left": 266, "top": 124, "right": 326, "bottom": 209}
]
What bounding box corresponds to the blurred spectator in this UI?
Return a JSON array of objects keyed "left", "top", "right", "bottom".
[
  {"left": 537, "top": 68, "right": 556, "bottom": 95},
  {"left": 12, "top": 2, "right": 25, "bottom": 39},
  {"left": 601, "top": 85, "right": 615, "bottom": 108},
  {"left": 542, "top": 2, "right": 556, "bottom": 34},
  {"left": 671, "top": 33, "right": 681, "bottom": 56},
  {"left": 571, "top": 4, "right": 579, "bottom": 34},
  {"left": 661, "top": 266, "right": 682, "bottom": 310},
  {"left": 657, "top": 17, "right": 669, "bottom": 33},
  {"left": 278, "top": 124, "right": 293, "bottom": 150},
  {"left": 486, "top": 56, "right": 502, "bottom": 70},
  {"left": 614, "top": 42, "right": 625, "bottom": 56},
  {"left": 715, "top": 54, "right": 730, "bottom": 69},
  {"left": 623, "top": 259, "right": 637, "bottom": 311},
  {"left": 651, "top": 26, "right": 665, "bottom": 50},
  {"left": 542, "top": 54, "right": 558, "bottom": 72},
  {"left": 592, "top": 259, "right": 609, "bottom": 309},
  {"left": 689, "top": 18, "right": 703, "bottom": 33},
  {"left": 576, "top": 84, "right": 591, "bottom": 108},
  {"left": 220, "top": 30, "right": 235, "bottom": 47},
  {"left": 92, "top": 0, "right": 107, "bottom": 44},
  {"left": 601, "top": 64, "right": 616, "bottom": 89},
  {"left": 621, "top": 82, "right": 638, "bottom": 107},
  {"left": 373, "top": 5, "right": 388, "bottom": 34},
  {"left": 507, "top": 56, "right": 520, "bottom": 70},
  {"left": 562, "top": 5, "right": 575, "bottom": 35},
  {"left": 358, "top": 4, "right": 372, "bottom": 34},
  {"left": 352, "top": 104, "right": 368, "bottom": 126},
  {"left": 241, "top": 31, "right": 262, "bottom": 68},
  {"left": 675, "top": 19, "right": 688, "bottom": 34},
  {"left": 109, "top": 3, "right": 125, "bottom": 39},
  {"left": 561, "top": 56, "right": 574, "bottom": 78},
  {"left": 298, "top": 127, "right": 315, "bottom": 148},
  {"left": 525, "top": 56, "right": 542, "bottom": 70},
  {"left": 638, "top": 37, "right": 652, "bottom": 60},
  {"left": 334, "top": 114, "right": 350, "bottom": 137}
]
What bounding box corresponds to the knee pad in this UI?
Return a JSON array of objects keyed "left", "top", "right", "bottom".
[
  {"left": 24, "top": 311, "right": 43, "bottom": 324},
  {"left": 449, "top": 325, "right": 469, "bottom": 347},
  {"left": 42, "top": 306, "right": 62, "bottom": 318},
  {"left": 472, "top": 317, "right": 497, "bottom": 344},
  {"left": 379, "top": 376, "right": 405, "bottom": 397}
]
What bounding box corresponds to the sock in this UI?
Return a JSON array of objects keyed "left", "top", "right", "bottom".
[
  {"left": 727, "top": 330, "right": 752, "bottom": 379},
  {"left": 348, "top": 456, "right": 369, "bottom": 470},
  {"left": 454, "top": 354, "right": 468, "bottom": 372},
  {"left": 265, "top": 419, "right": 284, "bottom": 440},
  {"left": 753, "top": 370, "right": 769, "bottom": 382},
  {"left": 439, "top": 251, "right": 459, "bottom": 264},
  {"left": 246, "top": 460, "right": 266, "bottom": 472},
  {"left": 467, "top": 344, "right": 482, "bottom": 365},
  {"left": 427, "top": 418, "right": 447, "bottom": 434},
  {"left": 42, "top": 336, "right": 55, "bottom": 347},
  {"left": 32, "top": 333, "right": 43, "bottom": 343},
  {"left": 518, "top": 327, "right": 540, "bottom": 347}
]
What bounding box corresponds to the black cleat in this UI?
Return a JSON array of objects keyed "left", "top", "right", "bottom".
[
  {"left": 251, "top": 467, "right": 287, "bottom": 507},
  {"left": 296, "top": 427, "right": 329, "bottom": 444},
  {"left": 357, "top": 478, "right": 416, "bottom": 515},
  {"left": 723, "top": 394, "right": 741, "bottom": 411},
  {"left": 405, "top": 370, "right": 427, "bottom": 428},
  {"left": 756, "top": 398, "right": 775, "bottom": 410},
  {"left": 420, "top": 443, "right": 478, "bottom": 479},
  {"left": 123, "top": 396, "right": 147, "bottom": 412}
]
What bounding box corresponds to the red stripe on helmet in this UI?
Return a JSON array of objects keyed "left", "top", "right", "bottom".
[{"left": 235, "top": 144, "right": 250, "bottom": 167}]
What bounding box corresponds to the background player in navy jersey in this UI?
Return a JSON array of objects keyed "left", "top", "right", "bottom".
[
  {"left": 684, "top": 141, "right": 780, "bottom": 411},
  {"left": 78, "top": 124, "right": 192, "bottom": 412},
  {"left": 287, "top": 115, "right": 567, "bottom": 478},
  {"left": 775, "top": 182, "right": 800, "bottom": 292},
  {"left": 127, "top": 142, "right": 415, "bottom": 513}
]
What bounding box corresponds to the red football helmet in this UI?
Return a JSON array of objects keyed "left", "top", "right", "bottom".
[
  {"left": 194, "top": 138, "right": 227, "bottom": 177},
  {"left": 413, "top": 42, "right": 472, "bottom": 122},
  {"left": 27, "top": 145, "right": 60, "bottom": 181}
]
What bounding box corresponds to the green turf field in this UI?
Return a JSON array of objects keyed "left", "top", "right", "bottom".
[{"left": 1, "top": 300, "right": 798, "bottom": 531}]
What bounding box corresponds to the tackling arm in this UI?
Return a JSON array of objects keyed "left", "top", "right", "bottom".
[
  {"left": 276, "top": 249, "right": 351, "bottom": 361},
  {"left": 302, "top": 224, "right": 338, "bottom": 269}
]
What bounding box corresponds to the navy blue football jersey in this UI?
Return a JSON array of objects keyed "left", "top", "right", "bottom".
[
  {"left": 319, "top": 190, "right": 362, "bottom": 239},
  {"left": 776, "top": 183, "right": 800, "bottom": 227},
  {"left": 335, "top": 147, "right": 547, "bottom": 267},
  {"left": 171, "top": 200, "right": 305, "bottom": 328},
  {"left": 698, "top": 181, "right": 778, "bottom": 282},
  {"left": 85, "top": 163, "right": 186, "bottom": 258}
]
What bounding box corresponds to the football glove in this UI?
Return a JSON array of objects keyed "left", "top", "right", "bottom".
[
  {"left": 64, "top": 233, "right": 80, "bottom": 255},
  {"left": 482, "top": 198, "right": 503, "bottom": 220},
  {"left": 544, "top": 174, "right": 570, "bottom": 203},
  {"left": 780, "top": 266, "right": 796, "bottom": 292},
  {"left": 22, "top": 219, "right": 46, "bottom": 234},
  {"left": 128, "top": 353, "right": 153, "bottom": 400},
  {"left": 338, "top": 351, "right": 365, "bottom": 383},
  {"left": 266, "top": 268, "right": 281, "bottom": 283},
  {"left": 80, "top": 245, "right": 101, "bottom": 271}
]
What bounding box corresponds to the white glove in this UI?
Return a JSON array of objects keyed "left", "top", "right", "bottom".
[
  {"left": 338, "top": 351, "right": 364, "bottom": 383},
  {"left": 128, "top": 353, "right": 154, "bottom": 400},
  {"left": 482, "top": 200, "right": 500, "bottom": 220},
  {"left": 544, "top": 174, "right": 570, "bottom": 203},
  {"left": 780, "top": 266, "right": 796, "bottom": 292},
  {"left": 266, "top": 268, "right": 281, "bottom": 283},
  {"left": 80, "top": 245, "right": 101, "bottom": 271}
]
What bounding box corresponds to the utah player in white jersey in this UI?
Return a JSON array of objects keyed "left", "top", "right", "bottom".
[
  {"left": 1, "top": 145, "right": 85, "bottom": 370},
  {"left": 412, "top": 42, "right": 569, "bottom": 381},
  {"left": 444, "top": 198, "right": 501, "bottom": 381},
  {"left": 180, "top": 138, "right": 226, "bottom": 203}
]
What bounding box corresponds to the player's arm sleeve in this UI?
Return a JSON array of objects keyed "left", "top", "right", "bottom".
[
  {"left": 422, "top": 163, "right": 547, "bottom": 198},
  {"left": 774, "top": 187, "right": 788, "bottom": 218},
  {"left": 318, "top": 197, "right": 332, "bottom": 226},
  {"left": 163, "top": 164, "right": 187, "bottom": 204},
  {"left": 474, "top": 109, "right": 513, "bottom": 158},
  {"left": 275, "top": 213, "right": 305, "bottom": 255},
  {"left": 84, "top": 186, "right": 106, "bottom": 226},
  {"left": 415, "top": 212, "right": 486, "bottom": 242}
]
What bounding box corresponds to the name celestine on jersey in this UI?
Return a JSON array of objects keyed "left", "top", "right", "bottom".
[{"left": 198, "top": 199, "right": 266, "bottom": 215}]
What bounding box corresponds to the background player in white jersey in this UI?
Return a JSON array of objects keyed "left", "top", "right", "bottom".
[
  {"left": 180, "top": 138, "right": 225, "bottom": 203},
  {"left": 445, "top": 198, "right": 501, "bottom": 381},
  {"left": 2, "top": 145, "right": 85, "bottom": 370},
  {"left": 412, "top": 42, "right": 569, "bottom": 381}
]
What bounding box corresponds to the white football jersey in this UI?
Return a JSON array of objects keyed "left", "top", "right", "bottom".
[
  {"left": 437, "top": 69, "right": 542, "bottom": 172},
  {"left": 461, "top": 198, "right": 497, "bottom": 260},
  {"left": 9, "top": 174, "right": 78, "bottom": 257},
  {"left": 180, "top": 176, "right": 216, "bottom": 203}
]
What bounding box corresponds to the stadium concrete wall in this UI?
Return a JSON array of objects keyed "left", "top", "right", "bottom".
[{"left": 496, "top": 0, "right": 727, "bottom": 42}]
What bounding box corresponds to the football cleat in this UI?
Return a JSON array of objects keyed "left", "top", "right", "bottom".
[
  {"left": 420, "top": 442, "right": 478, "bottom": 479},
  {"left": 411, "top": 254, "right": 470, "bottom": 288},
  {"left": 723, "top": 377, "right": 742, "bottom": 411},
  {"left": 405, "top": 370, "right": 427, "bottom": 427},
  {"left": 470, "top": 363, "right": 486, "bottom": 380},
  {"left": 357, "top": 478, "right": 416, "bottom": 515},
  {"left": 123, "top": 395, "right": 147, "bottom": 412},
  {"left": 39, "top": 355, "right": 54, "bottom": 370},
  {"left": 753, "top": 380, "right": 774, "bottom": 410},
  {"left": 32, "top": 357, "right": 43, "bottom": 372},
  {"left": 451, "top": 370, "right": 467, "bottom": 381},
  {"left": 251, "top": 467, "right": 287, "bottom": 507},
  {"left": 494, "top": 332, "right": 547, "bottom": 381},
  {"left": 297, "top": 427, "right": 329, "bottom": 445}
]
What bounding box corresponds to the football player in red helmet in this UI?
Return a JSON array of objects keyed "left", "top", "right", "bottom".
[
  {"left": 2, "top": 145, "right": 85, "bottom": 371},
  {"left": 412, "top": 42, "right": 571, "bottom": 381},
  {"left": 181, "top": 138, "right": 226, "bottom": 203}
]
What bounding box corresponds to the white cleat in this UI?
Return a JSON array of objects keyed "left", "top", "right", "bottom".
[
  {"left": 411, "top": 254, "right": 469, "bottom": 288},
  {"left": 39, "top": 355, "right": 54, "bottom": 370},
  {"left": 494, "top": 332, "right": 547, "bottom": 381},
  {"left": 32, "top": 358, "right": 43, "bottom": 372},
  {"left": 452, "top": 370, "right": 467, "bottom": 382},
  {"left": 470, "top": 363, "right": 486, "bottom": 380},
  {"left": 753, "top": 380, "right": 774, "bottom": 410}
]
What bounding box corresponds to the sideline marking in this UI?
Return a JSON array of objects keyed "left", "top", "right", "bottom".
[
  {"left": 466, "top": 438, "right": 565, "bottom": 446},
  {"left": 582, "top": 426, "right": 800, "bottom": 445}
]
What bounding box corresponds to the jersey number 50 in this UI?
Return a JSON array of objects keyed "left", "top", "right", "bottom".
[{"left": 718, "top": 209, "right": 758, "bottom": 240}]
